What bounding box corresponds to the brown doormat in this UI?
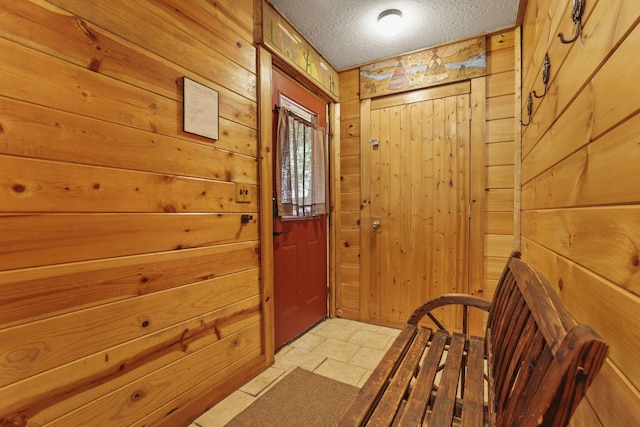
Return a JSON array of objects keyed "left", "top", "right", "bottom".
[{"left": 225, "top": 367, "right": 359, "bottom": 427}]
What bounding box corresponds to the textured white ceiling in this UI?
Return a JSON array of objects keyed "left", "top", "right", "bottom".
[{"left": 268, "top": 0, "right": 521, "bottom": 70}]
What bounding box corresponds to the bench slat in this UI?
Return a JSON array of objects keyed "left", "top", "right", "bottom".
[
  {"left": 493, "top": 290, "right": 527, "bottom": 395},
  {"left": 339, "top": 252, "right": 608, "bottom": 427},
  {"left": 429, "top": 333, "right": 466, "bottom": 425},
  {"left": 461, "top": 336, "right": 486, "bottom": 427},
  {"left": 509, "top": 258, "right": 576, "bottom": 353},
  {"left": 495, "top": 294, "right": 530, "bottom": 410},
  {"left": 337, "top": 324, "right": 417, "bottom": 427},
  {"left": 501, "top": 327, "right": 546, "bottom": 426},
  {"left": 367, "top": 327, "right": 432, "bottom": 426},
  {"left": 397, "top": 330, "right": 448, "bottom": 425}
]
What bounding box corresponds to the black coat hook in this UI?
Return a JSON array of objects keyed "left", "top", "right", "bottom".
[
  {"left": 558, "top": 0, "right": 585, "bottom": 44},
  {"left": 521, "top": 92, "right": 533, "bottom": 126},
  {"left": 533, "top": 54, "right": 551, "bottom": 98}
]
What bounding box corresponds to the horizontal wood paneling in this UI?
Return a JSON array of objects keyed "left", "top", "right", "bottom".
[
  {"left": 0, "top": 0, "right": 261, "bottom": 424},
  {"left": 49, "top": 323, "right": 261, "bottom": 426},
  {"left": 2, "top": 155, "right": 258, "bottom": 212},
  {"left": 486, "top": 212, "right": 515, "bottom": 235},
  {"left": 486, "top": 141, "right": 515, "bottom": 166},
  {"left": 487, "top": 71, "right": 516, "bottom": 98},
  {"left": 486, "top": 94, "right": 515, "bottom": 120},
  {"left": 46, "top": 0, "right": 257, "bottom": 100},
  {"left": 520, "top": 0, "right": 640, "bottom": 424},
  {"left": 521, "top": 239, "right": 640, "bottom": 393},
  {"left": 486, "top": 46, "right": 515, "bottom": 75},
  {"left": 484, "top": 32, "right": 517, "bottom": 285},
  {"left": 486, "top": 189, "right": 515, "bottom": 212},
  {"left": 484, "top": 234, "right": 513, "bottom": 258},
  {"left": 337, "top": 69, "right": 361, "bottom": 319},
  {"left": 0, "top": 270, "right": 259, "bottom": 386},
  {"left": 486, "top": 165, "right": 515, "bottom": 188},
  {"left": 340, "top": 136, "right": 360, "bottom": 156},
  {"left": 522, "top": 0, "right": 639, "bottom": 160},
  {"left": 522, "top": 113, "right": 640, "bottom": 210},
  {"left": 0, "top": 98, "right": 257, "bottom": 166},
  {"left": 0, "top": 214, "right": 258, "bottom": 270},
  {"left": 340, "top": 155, "right": 360, "bottom": 175},
  {"left": 0, "top": 242, "right": 259, "bottom": 327},
  {"left": 0, "top": 0, "right": 257, "bottom": 128},
  {"left": 522, "top": 207, "right": 640, "bottom": 297}
]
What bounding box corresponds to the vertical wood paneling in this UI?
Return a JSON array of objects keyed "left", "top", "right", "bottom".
[
  {"left": 0, "top": 0, "right": 261, "bottom": 425},
  {"left": 520, "top": 0, "right": 640, "bottom": 424},
  {"left": 368, "top": 88, "right": 470, "bottom": 328},
  {"left": 336, "top": 31, "right": 516, "bottom": 328}
]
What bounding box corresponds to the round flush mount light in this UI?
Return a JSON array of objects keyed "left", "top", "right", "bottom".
[{"left": 377, "top": 9, "right": 403, "bottom": 37}]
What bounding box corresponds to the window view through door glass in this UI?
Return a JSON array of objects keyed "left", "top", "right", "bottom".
[{"left": 277, "top": 96, "right": 327, "bottom": 218}]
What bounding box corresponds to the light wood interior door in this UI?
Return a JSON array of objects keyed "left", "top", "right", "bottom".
[{"left": 365, "top": 83, "right": 471, "bottom": 329}]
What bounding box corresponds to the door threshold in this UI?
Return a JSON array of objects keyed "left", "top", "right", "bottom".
[{"left": 275, "top": 317, "right": 328, "bottom": 352}]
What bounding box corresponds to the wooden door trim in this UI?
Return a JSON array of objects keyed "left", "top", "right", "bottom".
[
  {"left": 359, "top": 98, "right": 372, "bottom": 322},
  {"left": 329, "top": 102, "right": 340, "bottom": 317},
  {"left": 258, "top": 46, "right": 275, "bottom": 364},
  {"left": 371, "top": 81, "right": 471, "bottom": 110}
]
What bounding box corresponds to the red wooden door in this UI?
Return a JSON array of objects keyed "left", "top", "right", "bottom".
[{"left": 272, "top": 69, "right": 328, "bottom": 349}]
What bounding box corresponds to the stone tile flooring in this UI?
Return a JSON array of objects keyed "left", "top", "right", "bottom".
[{"left": 191, "top": 318, "right": 400, "bottom": 427}]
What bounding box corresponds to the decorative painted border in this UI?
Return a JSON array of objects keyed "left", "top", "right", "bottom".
[
  {"left": 360, "top": 37, "right": 486, "bottom": 98},
  {"left": 261, "top": 1, "right": 339, "bottom": 101}
]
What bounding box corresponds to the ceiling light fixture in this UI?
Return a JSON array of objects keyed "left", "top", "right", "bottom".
[{"left": 377, "top": 9, "right": 403, "bottom": 37}]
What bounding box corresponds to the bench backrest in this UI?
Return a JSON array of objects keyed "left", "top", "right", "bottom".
[{"left": 486, "top": 252, "right": 608, "bottom": 426}]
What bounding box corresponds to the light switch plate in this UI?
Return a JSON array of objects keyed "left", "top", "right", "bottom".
[{"left": 235, "top": 183, "right": 250, "bottom": 203}]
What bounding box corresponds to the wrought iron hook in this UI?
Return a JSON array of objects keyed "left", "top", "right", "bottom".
[
  {"left": 533, "top": 54, "right": 551, "bottom": 98},
  {"left": 521, "top": 92, "right": 533, "bottom": 126},
  {"left": 558, "top": 0, "right": 584, "bottom": 44}
]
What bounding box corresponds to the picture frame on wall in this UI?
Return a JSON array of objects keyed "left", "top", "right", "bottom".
[{"left": 183, "top": 77, "right": 219, "bottom": 140}]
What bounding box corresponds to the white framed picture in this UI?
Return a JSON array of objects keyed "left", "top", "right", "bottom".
[{"left": 183, "top": 77, "right": 219, "bottom": 140}]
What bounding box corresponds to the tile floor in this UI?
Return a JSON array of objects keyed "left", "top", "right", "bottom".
[{"left": 190, "top": 318, "right": 400, "bottom": 427}]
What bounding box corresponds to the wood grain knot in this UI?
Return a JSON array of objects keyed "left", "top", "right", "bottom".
[
  {"left": 131, "top": 390, "right": 145, "bottom": 402},
  {"left": 142, "top": 320, "right": 150, "bottom": 328},
  {"left": 12, "top": 183, "right": 26, "bottom": 193},
  {"left": 89, "top": 58, "right": 101, "bottom": 72}
]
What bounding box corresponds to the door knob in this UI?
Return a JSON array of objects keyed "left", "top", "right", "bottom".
[{"left": 372, "top": 219, "right": 381, "bottom": 231}]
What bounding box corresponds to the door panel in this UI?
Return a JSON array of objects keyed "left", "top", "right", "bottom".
[
  {"left": 272, "top": 69, "right": 327, "bottom": 349},
  {"left": 367, "top": 87, "right": 471, "bottom": 329}
]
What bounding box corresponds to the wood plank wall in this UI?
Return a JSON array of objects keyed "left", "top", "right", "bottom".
[
  {"left": 484, "top": 31, "right": 518, "bottom": 299},
  {"left": 0, "top": 0, "right": 264, "bottom": 425},
  {"left": 519, "top": 0, "right": 640, "bottom": 425},
  {"left": 336, "top": 69, "right": 361, "bottom": 319},
  {"left": 336, "top": 30, "right": 517, "bottom": 321}
]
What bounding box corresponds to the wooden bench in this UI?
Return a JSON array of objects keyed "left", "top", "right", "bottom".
[{"left": 339, "top": 252, "right": 608, "bottom": 426}]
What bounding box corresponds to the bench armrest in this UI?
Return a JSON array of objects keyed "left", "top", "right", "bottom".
[{"left": 407, "top": 293, "right": 491, "bottom": 329}]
